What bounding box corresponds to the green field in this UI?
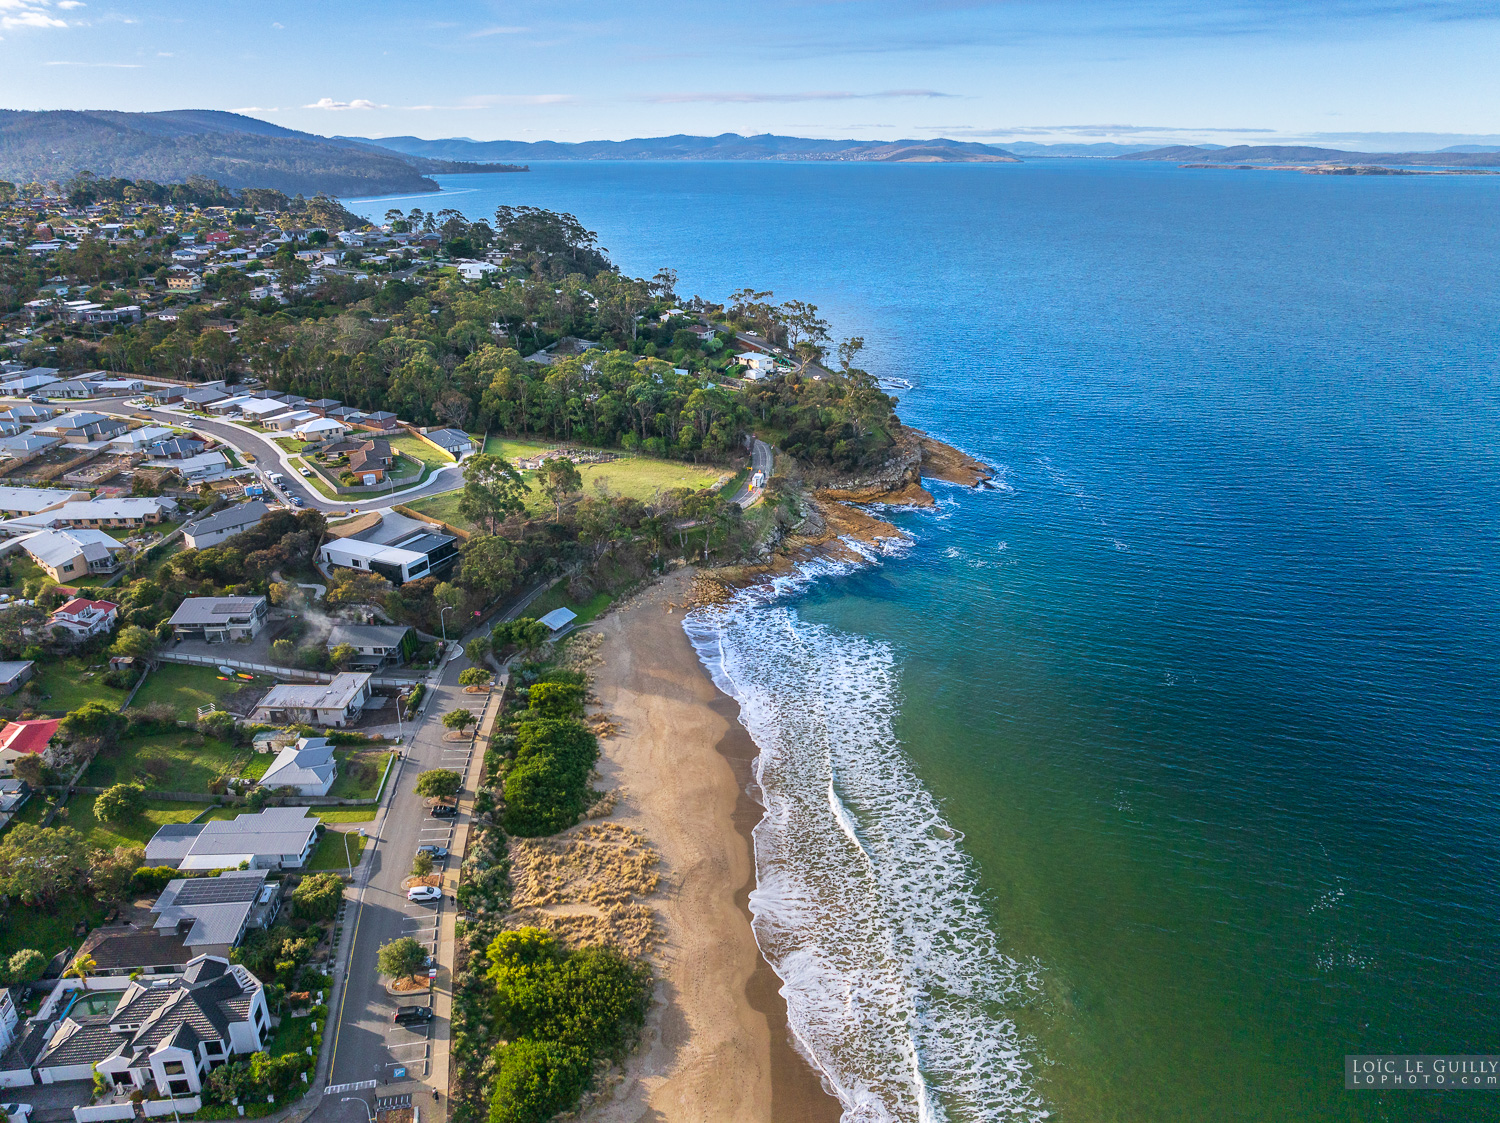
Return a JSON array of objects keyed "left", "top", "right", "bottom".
[
  {"left": 408, "top": 448, "right": 728, "bottom": 531},
  {"left": 306, "top": 828, "right": 367, "bottom": 871},
  {"left": 522, "top": 586, "right": 615, "bottom": 628},
  {"left": 29, "top": 657, "right": 132, "bottom": 714},
  {"left": 82, "top": 731, "right": 247, "bottom": 794},
  {"left": 0, "top": 893, "right": 105, "bottom": 963},
  {"left": 389, "top": 433, "right": 455, "bottom": 469},
  {"left": 1, "top": 552, "right": 48, "bottom": 591},
  {"left": 132, "top": 663, "right": 269, "bottom": 720},
  {"left": 312, "top": 807, "right": 378, "bottom": 824},
  {"left": 66, "top": 794, "right": 207, "bottom": 852}
]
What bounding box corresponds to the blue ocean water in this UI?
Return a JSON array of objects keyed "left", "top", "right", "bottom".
[{"left": 346, "top": 161, "right": 1500, "bottom": 1121}]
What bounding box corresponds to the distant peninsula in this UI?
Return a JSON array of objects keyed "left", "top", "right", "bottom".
[
  {"left": 1118, "top": 144, "right": 1500, "bottom": 168},
  {"left": 0, "top": 109, "right": 527, "bottom": 197},
  {"left": 347, "top": 132, "right": 1021, "bottom": 163}
]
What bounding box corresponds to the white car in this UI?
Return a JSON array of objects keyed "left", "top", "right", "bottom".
[{"left": 407, "top": 885, "right": 441, "bottom": 903}]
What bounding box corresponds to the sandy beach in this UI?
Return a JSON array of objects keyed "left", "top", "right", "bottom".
[{"left": 583, "top": 568, "right": 842, "bottom": 1123}]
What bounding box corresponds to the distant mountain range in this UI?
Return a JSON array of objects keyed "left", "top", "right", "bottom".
[
  {"left": 1117, "top": 144, "right": 1500, "bottom": 167},
  {"left": 0, "top": 109, "right": 526, "bottom": 196},
  {"left": 351, "top": 132, "right": 1021, "bottom": 163}
]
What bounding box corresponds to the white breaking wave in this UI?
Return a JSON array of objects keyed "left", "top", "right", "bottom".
[{"left": 684, "top": 556, "right": 1049, "bottom": 1123}]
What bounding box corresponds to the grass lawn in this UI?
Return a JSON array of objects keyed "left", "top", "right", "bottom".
[
  {"left": 82, "top": 731, "right": 248, "bottom": 794},
  {"left": 389, "top": 433, "right": 455, "bottom": 469},
  {"left": 140, "top": 540, "right": 184, "bottom": 580},
  {"left": 132, "top": 663, "right": 269, "bottom": 721},
  {"left": 523, "top": 586, "right": 615, "bottom": 627},
  {"left": 314, "top": 807, "right": 378, "bottom": 824},
  {"left": 327, "top": 751, "right": 393, "bottom": 800},
  {"left": 405, "top": 490, "right": 469, "bottom": 530},
  {"left": 242, "top": 753, "right": 273, "bottom": 780},
  {"left": 0, "top": 791, "right": 50, "bottom": 837},
  {"left": 275, "top": 437, "right": 310, "bottom": 453},
  {"left": 65, "top": 794, "right": 208, "bottom": 852},
  {"left": 29, "top": 657, "right": 132, "bottom": 714},
  {"left": 306, "top": 828, "right": 367, "bottom": 871},
  {"left": 1, "top": 552, "right": 49, "bottom": 591}
]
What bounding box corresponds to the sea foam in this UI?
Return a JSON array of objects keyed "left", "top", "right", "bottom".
[{"left": 685, "top": 553, "right": 1049, "bottom": 1123}]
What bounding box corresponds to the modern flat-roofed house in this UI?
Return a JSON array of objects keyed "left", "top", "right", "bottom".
[
  {"left": 167, "top": 595, "right": 268, "bottom": 643},
  {"left": 251, "top": 673, "right": 372, "bottom": 728},
  {"left": 144, "top": 806, "right": 321, "bottom": 871},
  {"left": 0, "top": 717, "right": 60, "bottom": 778},
  {"left": 148, "top": 869, "right": 280, "bottom": 955},
  {"left": 319, "top": 530, "right": 457, "bottom": 584},
  {"left": 53, "top": 956, "right": 269, "bottom": 1097},
  {"left": 424, "top": 428, "right": 474, "bottom": 458},
  {"left": 22, "top": 527, "right": 128, "bottom": 581},
  {"left": 258, "top": 737, "right": 338, "bottom": 796},
  {"left": 182, "top": 501, "right": 268, "bottom": 549},
  {"left": 327, "top": 623, "right": 415, "bottom": 668},
  {"left": 0, "top": 660, "right": 34, "bottom": 695}
]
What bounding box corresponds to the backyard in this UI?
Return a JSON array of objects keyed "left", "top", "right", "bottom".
[
  {"left": 27, "top": 656, "right": 134, "bottom": 714},
  {"left": 131, "top": 663, "right": 271, "bottom": 720},
  {"left": 327, "top": 750, "right": 394, "bottom": 800},
  {"left": 389, "top": 433, "right": 456, "bottom": 469},
  {"left": 82, "top": 730, "right": 248, "bottom": 794}
]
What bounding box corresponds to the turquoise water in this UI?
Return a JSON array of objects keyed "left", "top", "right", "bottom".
[{"left": 346, "top": 163, "right": 1500, "bottom": 1121}]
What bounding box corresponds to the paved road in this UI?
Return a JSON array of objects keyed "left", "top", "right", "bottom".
[
  {"left": 78, "top": 396, "right": 466, "bottom": 514},
  {"left": 730, "top": 437, "right": 773, "bottom": 508},
  {"left": 321, "top": 653, "right": 483, "bottom": 1095}
]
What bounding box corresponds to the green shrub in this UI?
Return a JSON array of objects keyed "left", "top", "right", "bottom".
[
  {"left": 290, "top": 872, "right": 344, "bottom": 921},
  {"left": 486, "top": 1040, "right": 591, "bottom": 1123},
  {"left": 526, "top": 682, "right": 584, "bottom": 719},
  {"left": 131, "top": 865, "right": 181, "bottom": 895}
]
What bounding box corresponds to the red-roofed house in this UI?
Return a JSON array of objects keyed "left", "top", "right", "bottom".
[
  {"left": 49, "top": 597, "right": 119, "bottom": 638},
  {"left": 0, "top": 718, "right": 60, "bottom": 777}
]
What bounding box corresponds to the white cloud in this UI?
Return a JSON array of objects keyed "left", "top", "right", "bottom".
[
  {"left": 469, "top": 25, "right": 526, "bottom": 37},
  {"left": 56, "top": 0, "right": 84, "bottom": 8},
  {"left": 44, "top": 59, "right": 141, "bottom": 67},
  {"left": 305, "top": 97, "right": 384, "bottom": 110},
  {"left": 0, "top": 0, "right": 69, "bottom": 32}
]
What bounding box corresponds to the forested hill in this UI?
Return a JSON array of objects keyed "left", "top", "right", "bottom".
[
  {"left": 0, "top": 110, "right": 526, "bottom": 196},
  {"left": 350, "top": 132, "right": 1021, "bottom": 163}
]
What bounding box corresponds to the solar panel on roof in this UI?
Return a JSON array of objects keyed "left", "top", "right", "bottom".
[{"left": 173, "top": 877, "right": 263, "bottom": 905}]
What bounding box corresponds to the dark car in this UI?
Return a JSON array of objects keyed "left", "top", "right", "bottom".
[
  {"left": 393, "top": 1006, "right": 433, "bottom": 1026},
  {"left": 416, "top": 845, "right": 448, "bottom": 859},
  {"left": 430, "top": 803, "right": 458, "bottom": 818},
  {"left": 28, "top": 395, "right": 49, "bottom": 403}
]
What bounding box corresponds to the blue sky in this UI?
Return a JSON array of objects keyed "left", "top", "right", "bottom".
[{"left": 2, "top": 0, "right": 1498, "bottom": 149}]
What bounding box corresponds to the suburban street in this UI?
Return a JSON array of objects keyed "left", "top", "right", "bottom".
[
  {"left": 81, "top": 396, "right": 467, "bottom": 513},
  {"left": 308, "top": 645, "right": 492, "bottom": 1123},
  {"left": 731, "top": 436, "right": 773, "bottom": 508}
]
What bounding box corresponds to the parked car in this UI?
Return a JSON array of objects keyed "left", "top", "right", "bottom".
[
  {"left": 416, "top": 845, "right": 448, "bottom": 859},
  {"left": 430, "top": 803, "right": 458, "bottom": 819},
  {"left": 27, "top": 395, "right": 48, "bottom": 404},
  {"left": 406, "top": 885, "right": 441, "bottom": 902},
  {"left": 393, "top": 1005, "right": 433, "bottom": 1025},
  {"left": 300, "top": 466, "right": 313, "bottom": 476},
  {"left": 291, "top": 496, "right": 305, "bottom": 507}
]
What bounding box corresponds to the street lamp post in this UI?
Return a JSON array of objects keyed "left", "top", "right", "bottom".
[{"left": 440, "top": 604, "right": 454, "bottom": 645}]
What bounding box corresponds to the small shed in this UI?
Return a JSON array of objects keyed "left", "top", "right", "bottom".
[{"left": 538, "top": 607, "right": 577, "bottom": 633}]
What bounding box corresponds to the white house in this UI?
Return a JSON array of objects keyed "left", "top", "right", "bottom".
[
  {"left": 251, "top": 673, "right": 372, "bottom": 728},
  {"left": 293, "top": 417, "right": 346, "bottom": 441},
  {"left": 456, "top": 260, "right": 499, "bottom": 281},
  {"left": 148, "top": 450, "right": 228, "bottom": 481},
  {"left": 48, "top": 596, "right": 119, "bottom": 638},
  {"left": 143, "top": 806, "right": 321, "bottom": 871},
  {"left": 264, "top": 409, "right": 317, "bottom": 431},
  {"left": 258, "top": 737, "right": 338, "bottom": 796},
  {"left": 167, "top": 596, "right": 269, "bottom": 643}
]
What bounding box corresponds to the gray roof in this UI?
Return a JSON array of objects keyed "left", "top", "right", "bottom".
[
  {"left": 260, "top": 737, "right": 337, "bottom": 791},
  {"left": 36, "top": 1016, "right": 122, "bottom": 1069},
  {"left": 0, "top": 660, "right": 34, "bottom": 685},
  {"left": 256, "top": 672, "right": 370, "bottom": 714},
  {"left": 143, "top": 822, "right": 205, "bottom": 863},
  {"left": 424, "top": 428, "right": 472, "bottom": 451},
  {"left": 186, "top": 501, "right": 269, "bottom": 539},
  {"left": 78, "top": 925, "right": 195, "bottom": 972},
  {"left": 152, "top": 869, "right": 272, "bottom": 947},
  {"left": 168, "top": 595, "right": 267, "bottom": 626},
  {"left": 145, "top": 807, "right": 317, "bottom": 871},
  {"left": 327, "top": 623, "right": 410, "bottom": 650}
]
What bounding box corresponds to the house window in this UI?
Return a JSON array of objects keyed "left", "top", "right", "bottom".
[
  {"left": 162, "top": 1061, "right": 186, "bottom": 1075},
  {"left": 168, "top": 1079, "right": 191, "bottom": 1096}
]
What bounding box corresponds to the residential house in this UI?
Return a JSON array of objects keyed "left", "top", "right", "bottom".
[
  {"left": 48, "top": 597, "right": 119, "bottom": 638},
  {"left": 236, "top": 397, "right": 290, "bottom": 423},
  {"left": 423, "top": 428, "right": 473, "bottom": 458},
  {"left": 0, "top": 421, "right": 20, "bottom": 438},
  {"left": 40, "top": 411, "right": 129, "bottom": 444},
  {"left": 293, "top": 417, "right": 346, "bottom": 442},
  {"left": 108, "top": 425, "right": 175, "bottom": 452},
  {"left": 181, "top": 501, "right": 267, "bottom": 549},
  {"left": 258, "top": 737, "right": 338, "bottom": 796},
  {"left": 143, "top": 806, "right": 321, "bottom": 871},
  {"left": 148, "top": 869, "right": 280, "bottom": 955},
  {"left": 49, "top": 956, "right": 269, "bottom": 1096},
  {"left": 2, "top": 404, "right": 59, "bottom": 423},
  {"left": 22, "top": 528, "right": 128, "bottom": 581},
  {"left": 0, "top": 660, "right": 34, "bottom": 695},
  {"left": 0, "top": 777, "right": 31, "bottom": 817},
  {"left": 45, "top": 379, "right": 103, "bottom": 399},
  {"left": 326, "top": 624, "right": 414, "bottom": 669},
  {"left": 73, "top": 926, "right": 195, "bottom": 979},
  {"left": 0, "top": 434, "right": 60, "bottom": 458},
  {"left": 0, "top": 717, "right": 60, "bottom": 778},
  {"left": 93, "top": 377, "right": 145, "bottom": 394},
  {"left": 456, "top": 260, "right": 498, "bottom": 281},
  {"left": 0, "top": 369, "right": 61, "bottom": 394},
  {"left": 347, "top": 438, "right": 394, "bottom": 481},
  {"left": 305, "top": 399, "right": 341, "bottom": 416},
  {"left": 326, "top": 406, "right": 365, "bottom": 424},
  {"left": 205, "top": 396, "right": 252, "bottom": 416},
  {"left": 182, "top": 386, "right": 229, "bottom": 408},
  {"left": 145, "top": 437, "right": 208, "bottom": 460},
  {"left": 16, "top": 497, "right": 177, "bottom": 529},
  {"left": 360, "top": 410, "right": 400, "bottom": 431},
  {"left": 147, "top": 451, "right": 228, "bottom": 481},
  {"left": 147, "top": 386, "right": 186, "bottom": 405},
  {"left": 250, "top": 673, "right": 372, "bottom": 728},
  {"left": 167, "top": 596, "right": 269, "bottom": 643},
  {"left": 319, "top": 530, "right": 457, "bottom": 584},
  {"left": 264, "top": 409, "right": 317, "bottom": 432},
  {"left": 165, "top": 275, "right": 203, "bottom": 293},
  {"left": 0, "top": 486, "right": 85, "bottom": 517}
]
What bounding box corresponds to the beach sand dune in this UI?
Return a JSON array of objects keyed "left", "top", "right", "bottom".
[{"left": 583, "top": 569, "right": 841, "bottom": 1123}]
